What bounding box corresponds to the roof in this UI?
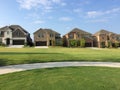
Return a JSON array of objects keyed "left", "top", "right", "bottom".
[
  {"left": 0, "top": 25, "right": 29, "bottom": 34},
  {"left": 94, "top": 29, "right": 116, "bottom": 36},
  {"left": 0, "top": 26, "right": 9, "bottom": 31},
  {"left": 65, "top": 28, "right": 92, "bottom": 35},
  {"left": 34, "top": 28, "right": 60, "bottom": 35},
  {"left": 9, "top": 25, "right": 29, "bottom": 34}
]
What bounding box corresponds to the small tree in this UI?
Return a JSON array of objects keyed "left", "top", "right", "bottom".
[
  {"left": 106, "top": 41, "right": 112, "bottom": 48},
  {"left": 115, "top": 41, "right": 119, "bottom": 48},
  {"left": 69, "top": 40, "right": 77, "bottom": 47},
  {"left": 80, "top": 38, "right": 85, "bottom": 47}
]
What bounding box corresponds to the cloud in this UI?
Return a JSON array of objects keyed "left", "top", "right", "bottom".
[
  {"left": 59, "top": 17, "right": 72, "bottom": 21},
  {"left": 86, "top": 7, "right": 120, "bottom": 18},
  {"left": 87, "top": 11, "right": 103, "bottom": 18},
  {"left": 87, "top": 19, "right": 108, "bottom": 23},
  {"left": 32, "top": 20, "right": 45, "bottom": 24},
  {"left": 17, "top": 0, "right": 63, "bottom": 10},
  {"left": 73, "top": 8, "right": 82, "bottom": 13},
  {"left": 105, "top": 8, "right": 120, "bottom": 14}
]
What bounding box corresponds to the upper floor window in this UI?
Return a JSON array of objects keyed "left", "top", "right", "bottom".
[
  {"left": 50, "top": 33, "right": 54, "bottom": 37},
  {"left": 107, "top": 36, "right": 110, "bottom": 40},
  {"left": 78, "top": 34, "right": 80, "bottom": 38},
  {"left": 7, "top": 31, "right": 9, "bottom": 35},
  {"left": 102, "top": 37, "right": 104, "bottom": 40},
  {"left": 17, "top": 32, "right": 20, "bottom": 36},
  {"left": 69, "top": 34, "right": 74, "bottom": 39},
  {"left": 38, "top": 33, "right": 44, "bottom": 38}
]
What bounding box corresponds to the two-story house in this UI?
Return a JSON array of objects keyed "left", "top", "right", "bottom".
[
  {"left": 93, "top": 29, "right": 120, "bottom": 48},
  {"left": 0, "top": 25, "right": 32, "bottom": 46},
  {"left": 34, "top": 28, "right": 61, "bottom": 46},
  {"left": 63, "top": 28, "right": 93, "bottom": 47}
]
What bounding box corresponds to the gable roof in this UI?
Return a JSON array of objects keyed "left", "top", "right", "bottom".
[
  {"left": 0, "top": 26, "right": 9, "bottom": 31},
  {"left": 94, "top": 29, "right": 116, "bottom": 36},
  {"left": 66, "top": 28, "right": 92, "bottom": 35},
  {"left": 34, "top": 28, "right": 60, "bottom": 35},
  {"left": 9, "top": 25, "right": 29, "bottom": 34},
  {"left": 0, "top": 25, "right": 29, "bottom": 34}
]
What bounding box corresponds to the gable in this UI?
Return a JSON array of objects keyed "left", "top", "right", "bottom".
[{"left": 12, "top": 29, "right": 26, "bottom": 37}]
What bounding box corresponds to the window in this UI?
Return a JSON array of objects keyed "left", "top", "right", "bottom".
[
  {"left": 17, "top": 32, "right": 20, "bottom": 36},
  {"left": 107, "top": 36, "right": 110, "bottom": 40},
  {"left": 38, "top": 33, "right": 44, "bottom": 38},
  {"left": 78, "top": 34, "right": 80, "bottom": 37},
  {"left": 7, "top": 31, "right": 9, "bottom": 35},
  {"left": 0, "top": 31, "right": 3, "bottom": 35},
  {"left": 102, "top": 37, "right": 104, "bottom": 40},
  {"left": 50, "top": 33, "right": 54, "bottom": 37},
  {"left": 69, "top": 34, "right": 74, "bottom": 39}
]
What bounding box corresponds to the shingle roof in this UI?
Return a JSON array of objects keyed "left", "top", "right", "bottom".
[
  {"left": 0, "top": 26, "right": 9, "bottom": 31},
  {"left": 9, "top": 25, "right": 29, "bottom": 34},
  {"left": 0, "top": 25, "right": 29, "bottom": 34},
  {"left": 93, "top": 29, "right": 116, "bottom": 36},
  {"left": 66, "top": 28, "right": 92, "bottom": 35},
  {"left": 34, "top": 28, "right": 60, "bottom": 35}
]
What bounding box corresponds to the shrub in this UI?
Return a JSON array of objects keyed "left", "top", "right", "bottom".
[
  {"left": 0, "top": 43, "right": 6, "bottom": 47},
  {"left": 80, "top": 38, "right": 85, "bottom": 47},
  {"left": 69, "top": 40, "right": 78, "bottom": 47},
  {"left": 114, "top": 41, "right": 119, "bottom": 48}
]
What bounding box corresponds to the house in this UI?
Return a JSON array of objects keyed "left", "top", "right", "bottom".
[
  {"left": 63, "top": 28, "right": 93, "bottom": 47},
  {"left": 0, "top": 25, "right": 32, "bottom": 46},
  {"left": 34, "top": 28, "right": 61, "bottom": 46},
  {"left": 93, "top": 29, "right": 120, "bottom": 48}
]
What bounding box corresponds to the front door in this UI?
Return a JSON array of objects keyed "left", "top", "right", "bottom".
[{"left": 6, "top": 38, "right": 10, "bottom": 45}]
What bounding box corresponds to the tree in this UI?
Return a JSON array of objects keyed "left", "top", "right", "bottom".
[
  {"left": 69, "top": 39, "right": 77, "bottom": 47},
  {"left": 115, "top": 41, "right": 119, "bottom": 48},
  {"left": 80, "top": 38, "right": 85, "bottom": 47},
  {"left": 106, "top": 41, "right": 112, "bottom": 48}
]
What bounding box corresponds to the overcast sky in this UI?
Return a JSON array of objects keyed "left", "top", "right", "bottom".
[{"left": 0, "top": 0, "right": 120, "bottom": 37}]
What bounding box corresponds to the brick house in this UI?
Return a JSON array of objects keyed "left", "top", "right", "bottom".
[
  {"left": 93, "top": 29, "right": 120, "bottom": 48},
  {"left": 63, "top": 28, "right": 93, "bottom": 47},
  {"left": 34, "top": 28, "right": 61, "bottom": 46},
  {"left": 0, "top": 25, "right": 32, "bottom": 46}
]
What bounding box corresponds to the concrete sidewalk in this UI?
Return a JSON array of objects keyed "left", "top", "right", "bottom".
[{"left": 0, "top": 62, "right": 120, "bottom": 75}]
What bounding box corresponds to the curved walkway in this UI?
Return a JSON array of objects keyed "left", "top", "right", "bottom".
[{"left": 0, "top": 62, "right": 120, "bottom": 75}]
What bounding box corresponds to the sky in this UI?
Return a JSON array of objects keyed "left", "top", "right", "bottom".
[{"left": 0, "top": 0, "right": 120, "bottom": 38}]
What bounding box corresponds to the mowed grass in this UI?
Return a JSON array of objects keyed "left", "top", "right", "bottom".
[
  {"left": 0, "top": 47, "right": 120, "bottom": 66},
  {"left": 0, "top": 67, "right": 120, "bottom": 90}
]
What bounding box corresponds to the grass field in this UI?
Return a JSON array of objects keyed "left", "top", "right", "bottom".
[
  {"left": 0, "top": 67, "right": 120, "bottom": 90},
  {"left": 0, "top": 47, "right": 120, "bottom": 66}
]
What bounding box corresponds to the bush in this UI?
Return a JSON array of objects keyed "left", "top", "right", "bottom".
[
  {"left": 80, "top": 38, "right": 85, "bottom": 47},
  {"left": 114, "top": 41, "right": 119, "bottom": 48},
  {"left": 0, "top": 43, "right": 6, "bottom": 47},
  {"left": 69, "top": 40, "right": 78, "bottom": 47}
]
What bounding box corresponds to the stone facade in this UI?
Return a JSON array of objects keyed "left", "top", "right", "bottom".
[
  {"left": 63, "top": 28, "right": 93, "bottom": 47},
  {"left": 0, "top": 25, "right": 32, "bottom": 46},
  {"left": 93, "top": 30, "right": 120, "bottom": 48},
  {"left": 34, "top": 28, "right": 61, "bottom": 46}
]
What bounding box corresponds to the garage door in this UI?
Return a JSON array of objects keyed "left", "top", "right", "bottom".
[
  {"left": 13, "top": 40, "right": 25, "bottom": 45},
  {"left": 36, "top": 41, "right": 47, "bottom": 46}
]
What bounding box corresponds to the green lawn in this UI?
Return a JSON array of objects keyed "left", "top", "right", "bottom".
[
  {"left": 0, "top": 47, "right": 120, "bottom": 66},
  {"left": 0, "top": 67, "right": 120, "bottom": 90}
]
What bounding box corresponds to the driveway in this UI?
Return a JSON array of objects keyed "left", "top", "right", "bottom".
[{"left": 0, "top": 62, "right": 120, "bottom": 75}]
